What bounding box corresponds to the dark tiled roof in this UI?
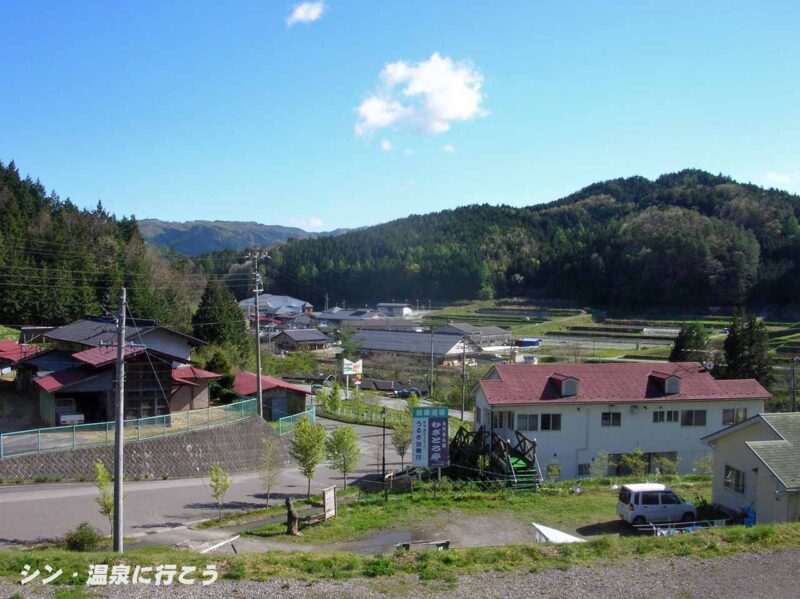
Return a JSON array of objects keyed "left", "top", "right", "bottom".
[
  {"left": 277, "top": 329, "right": 331, "bottom": 343},
  {"left": 43, "top": 317, "right": 203, "bottom": 348}
]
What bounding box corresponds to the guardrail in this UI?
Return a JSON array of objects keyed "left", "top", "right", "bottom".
[
  {"left": 278, "top": 405, "right": 316, "bottom": 435},
  {"left": 0, "top": 398, "right": 258, "bottom": 459}
]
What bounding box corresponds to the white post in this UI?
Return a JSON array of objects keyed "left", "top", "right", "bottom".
[{"left": 113, "top": 287, "right": 126, "bottom": 554}]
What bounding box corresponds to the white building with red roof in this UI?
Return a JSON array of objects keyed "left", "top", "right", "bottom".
[{"left": 473, "top": 362, "right": 770, "bottom": 480}]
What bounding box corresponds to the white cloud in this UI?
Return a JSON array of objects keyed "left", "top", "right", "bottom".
[
  {"left": 355, "top": 52, "right": 487, "bottom": 136},
  {"left": 442, "top": 144, "right": 457, "bottom": 153},
  {"left": 764, "top": 171, "right": 800, "bottom": 192},
  {"left": 290, "top": 216, "right": 324, "bottom": 229},
  {"left": 403, "top": 149, "right": 414, "bottom": 155},
  {"left": 286, "top": 1, "right": 326, "bottom": 26},
  {"left": 380, "top": 138, "right": 392, "bottom": 151}
]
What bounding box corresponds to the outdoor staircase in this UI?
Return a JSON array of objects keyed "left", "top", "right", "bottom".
[{"left": 509, "top": 455, "right": 540, "bottom": 490}]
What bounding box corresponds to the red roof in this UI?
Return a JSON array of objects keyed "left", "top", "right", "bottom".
[
  {"left": 34, "top": 366, "right": 98, "bottom": 392},
  {"left": 72, "top": 345, "right": 146, "bottom": 367},
  {"left": 0, "top": 342, "right": 45, "bottom": 365},
  {"left": 478, "top": 362, "right": 771, "bottom": 406},
  {"left": 232, "top": 371, "right": 308, "bottom": 397},
  {"left": 172, "top": 366, "right": 222, "bottom": 386}
]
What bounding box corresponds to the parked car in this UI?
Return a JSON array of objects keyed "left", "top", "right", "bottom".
[
  {"left": 310, "top": 384, "right": 325, "bottom": 394},
  {"left": 54, "top": 397, "right": 85, "bottom": 426},
  {"left": 408, "top": 387, "right": 421, "bottom": 397},
  {"left": 616, "top": 483, "right": 696, "bottom": 525},
  {"left": 394, "top": 389, "right": 410, "bottom": 398}
]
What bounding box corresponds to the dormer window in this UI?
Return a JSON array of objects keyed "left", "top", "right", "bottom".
[
  {"left": 650, "top": 372, "right": 681, "bottom": 395},
  {"left": 550, "top": 373, "right": 579, "bottom": 397}
]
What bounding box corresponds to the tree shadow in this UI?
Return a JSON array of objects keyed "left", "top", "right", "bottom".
[{"left": 575, "top": 520, "right": 638, "bottom": 537}]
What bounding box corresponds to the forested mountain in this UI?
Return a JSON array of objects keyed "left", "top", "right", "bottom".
[
  {"left": 139, "top": 219, "right": 351, "bottom": 255},
  {"left": 0, "top": 161, "right": 199, "bottom": 328},
  {"left": 261, "top": 170, "right": 800, "bottom": 307}
]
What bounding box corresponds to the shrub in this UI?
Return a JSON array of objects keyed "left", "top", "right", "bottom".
[
  {"left": 223, "top": 563, "right": 245, "bottom": 580},
  {"left": 546, "top": 461, "right": 561, "bottom": 482},
  {"left": 363, "top": 556, "right": 396, "bottom": 577},
  {"left": 64, "top": 522, "right": 102, "bottom": 551}
]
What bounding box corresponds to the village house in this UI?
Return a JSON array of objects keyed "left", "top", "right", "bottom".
[
  {"left": 232, "top": 371, "right": 309, "bottom": 421},
  {"left": 434, "top": 322, "right": 513, "bottom": 350},
  {"left": 13, "top": 316, "right": 217, "bottom": 425},
  {"left": 473, "top": 362, "right": 770, "bottom": 480},
  {"left": 703, "top": 412, "right": 800, "bottom": 523},
  {"left": 352, "top": 329, "right": 481, "bottom": 366},
  {"left": 272, "top": 329, "right": 332, "bottom": 352},
  {"left": 239, "top": 294, "right": 313, "bottom": 327},
  {"left": 376, "top": 302, "right": 413, "bottom": 318}
]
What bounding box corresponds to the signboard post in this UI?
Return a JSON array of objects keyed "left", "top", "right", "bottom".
[
  {"left": 323, "top": 485, "right": 336, "bottom": 520},
  {"left": 411, "top": 407, "right": 449, "bottom": 469},
  {"left": 342, "top": 359, "right": 363, "bottom": 400}
]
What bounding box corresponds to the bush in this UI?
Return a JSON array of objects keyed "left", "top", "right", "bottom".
[
  {"left": 363, "top": 556, "right": 396, "bottom": 577},
  {"left": 64, "top": 522, "right": 102, "bottom": 551},
  {"left": 223, "top": 563, "right": 245, "bottom": 580}
]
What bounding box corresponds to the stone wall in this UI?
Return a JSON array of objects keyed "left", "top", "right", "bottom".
[{"left": 0, "top": 416, "right": 289, "bottom": 482}]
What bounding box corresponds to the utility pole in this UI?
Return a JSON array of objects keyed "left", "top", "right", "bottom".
[
  {"left": 792, "top": 357, "right": 798, "bottom": 412},
  {"left": 429, "top": 329, "right": 435, "bottom": 400},
  {"left": 460, "top": 340, "right": 467, "bottom": 421},
  {"left": 113, "top": 287, "right": 126, "bottom": 554},
  {"left": 324, "top": 293, "right": 329, "bottom": 311},
  {"left": 248, "top": 252, "right": 265, "bottom": 419},
  {"left": 381, "top": 407, "right": 387, "bottom": 500}
]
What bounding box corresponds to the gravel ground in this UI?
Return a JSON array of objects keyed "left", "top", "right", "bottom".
[{"left": 2, "top": 548, "right": 797, "bottom": 598}]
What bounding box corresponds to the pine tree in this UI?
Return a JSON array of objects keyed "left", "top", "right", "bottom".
[
  {"left": 192, "top": 280, "right": 249, "bottom": 366},
  {"left": 722, "top": 312, "right": 772, "bottom": 386}
]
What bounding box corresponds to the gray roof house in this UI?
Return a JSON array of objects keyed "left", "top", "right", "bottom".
[
  {"left": 433, "top": 322, "right": 512, "bottom": 349},
  {"left": 703, "top": 412, "right": 800, "bottom": 523},
  {"left": 352, "top": 330, "right": 481, "bottom": 363},
  {"left": 239, "top": 294, "right": 313, "bottom": 318},
  {"left": 272, "top": 329, "right": 332, "bottom": 351}
]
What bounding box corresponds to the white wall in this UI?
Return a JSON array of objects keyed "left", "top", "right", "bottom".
[
  {"left": 141, "top": 329, "right": 192, "bottom": 362},
  {"left": 474, "top": 388, "right": 764, "bottom": 480}
]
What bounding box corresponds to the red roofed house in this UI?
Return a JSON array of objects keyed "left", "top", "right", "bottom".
[
  {"left": 232, "top": 372, "right": 309, "bottom": 421},
  {"left": 473, "top": 362, "right": 770, "bottom": 480},
  {"left": 14, "top": 316, "right": 218, "bottom": 426}
]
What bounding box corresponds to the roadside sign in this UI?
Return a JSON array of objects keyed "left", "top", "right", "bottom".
[
  {"left": 323, "top": 485, "right": 336, "bottom": 520},
  {"left": 342, "top": 359, "right": 363, "bottom": 375},
  {"left": 411, "top": 407, "right": 449, "bottom": 468}
]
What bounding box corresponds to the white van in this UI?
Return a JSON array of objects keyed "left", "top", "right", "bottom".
[{"left": 616, "top": 483, "right": 696, "bottom": 525}]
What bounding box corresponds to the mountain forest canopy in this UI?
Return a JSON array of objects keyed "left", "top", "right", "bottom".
[
  {"left": 0, "top": 160, "right": 200, "bottom": 328},
  {"left": 3, "top": 161, "right": 800, "bottom": 324},
  {"left": 257, "top": 170, "right": 800, "bottom": 308}
]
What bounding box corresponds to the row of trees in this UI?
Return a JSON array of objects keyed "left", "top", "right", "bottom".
[{"left": 669, "top": 311, "right": 772, "bottom": 388}]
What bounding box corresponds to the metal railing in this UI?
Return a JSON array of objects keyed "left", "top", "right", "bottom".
[
  {"left": 0, "top": 398, "right": 258, "bottom": 459},
  {"left": 278, "top": 405, "right": 316, "bottom": 435}
]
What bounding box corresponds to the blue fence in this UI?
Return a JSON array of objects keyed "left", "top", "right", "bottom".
[
  {"left": 277, "top": 405, "right": 316, "bottom": 435},
  {"left": 0, "top": 398, "right": 258, "bottom": 459}
]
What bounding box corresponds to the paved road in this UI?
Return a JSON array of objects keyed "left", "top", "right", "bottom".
[{"left": 0, "top": 418, "right": 404, "bottom": 547}]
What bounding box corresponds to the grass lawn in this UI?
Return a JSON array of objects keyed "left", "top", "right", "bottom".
[
  {"left": 2, "top": 521, "right": 798, "bottom": 585},
  {"left": 0, "top": 325, "right": 18, "bottom": 340},
  {"left": 244, "top": 478, "right": 712, "bottom": 545}
]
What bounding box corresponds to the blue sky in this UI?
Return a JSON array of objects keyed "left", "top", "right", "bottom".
[{"left": 1, "top": 1, "right": 798, "bottom": 231}]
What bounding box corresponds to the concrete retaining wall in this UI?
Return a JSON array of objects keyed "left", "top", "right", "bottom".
[{"left": 0, "top": 416, "right": 288, "bottom": 482}]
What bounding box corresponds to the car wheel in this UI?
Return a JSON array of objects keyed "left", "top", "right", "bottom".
[
  {"left": 681, "top": 512, "right": 695, "bottom": 523},
  {"left": 632, "top": 516, "right": 646, "bottom": 526}
]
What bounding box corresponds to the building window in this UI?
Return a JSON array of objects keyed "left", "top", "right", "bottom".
[
  {"left": 681, "top": 409, "right": 707, "bottom": 427},
  {"left": 724, "top": 465, "right": 746, "bottom": 494},
  {"left": 507, "top": 411, "right": 515, "bottom": 429},
  {"left": 518, "top": 414, "right": 538, "bottom": 431},
  {"left": 541, "top": 414, "right": 561, "bottom": 431},
  {"left": 577, "top": 463, "right": 591, "bottom": 476},
  {"left": 654, "top": 410, "right": 680, "bottom": 423},
  {"left": 601, "top": 412, "right": 621, "bottom": 427},
  {"left": 722, "top": 408, "right": 747, "bottom": 426},
  {"left": 475, "top": 407, "right": 482, "bottom": 426}
]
